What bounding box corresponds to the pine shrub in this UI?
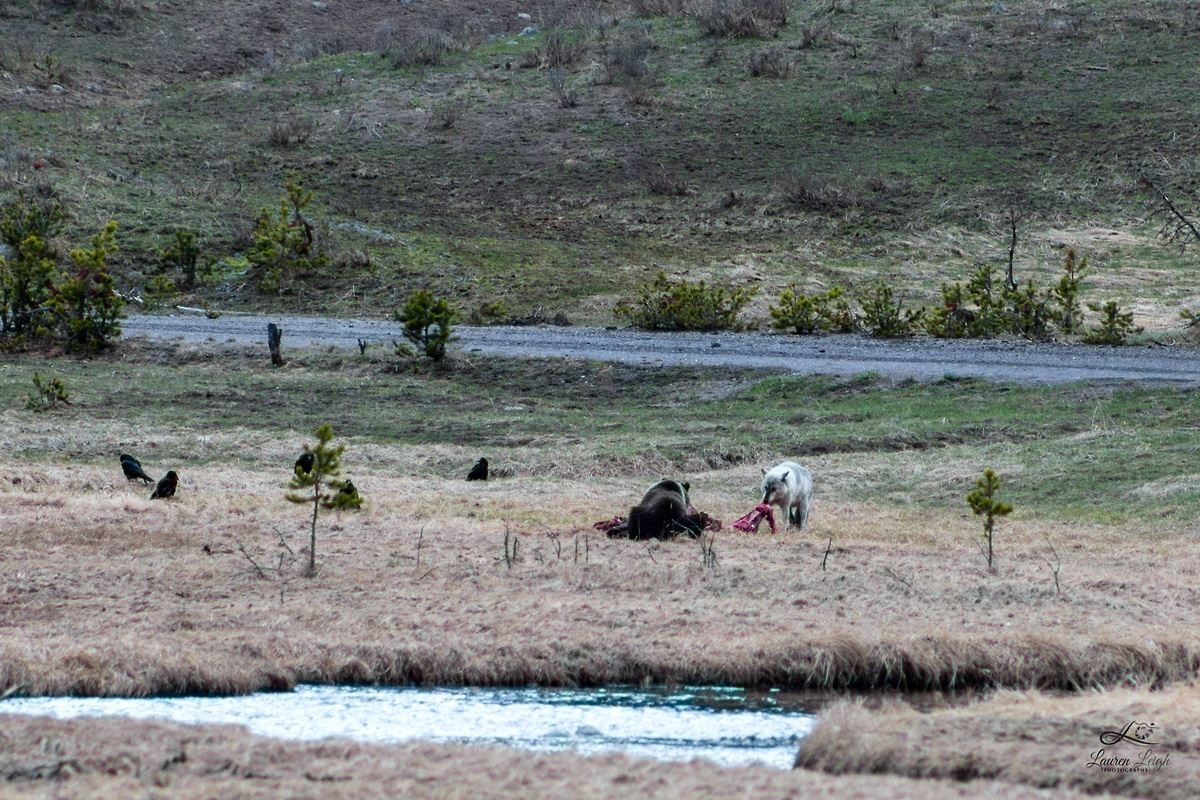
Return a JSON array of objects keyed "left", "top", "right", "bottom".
[
  {"left": 1083, "top": 301, "right": 1141, "bottom": 345},
  {"left": 1050, "top": 248, "right": 1087, "bottom": 334},
  {"left": 26, "top": 372, "right": 70, "bottom": 411},
  {"left": 248, "top": 180, "right": 328, "bottom": 294},
  {"left": 43, "top": 221, "right": 124, "bottom": 352},
  {"left": 396, "top": 289, "right": 456, "bottom": 360},
  {"left": 616, "top": 270, "right": 755, "bottom": 331},
  {"left": 858, "top": 280, "right": 924, "bottom": 337}
]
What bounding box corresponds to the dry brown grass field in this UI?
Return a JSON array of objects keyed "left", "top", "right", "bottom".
[
  {"left": 0, "top": 714, "right": 1106, "bottom": 800},
  {"left": 798, "top": 685, "right": 1200, "bottom": 799},
  {"left": 3, "top": 460, "right": 1200, "bottom": 697}
]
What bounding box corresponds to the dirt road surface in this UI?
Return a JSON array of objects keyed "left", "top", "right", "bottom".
[{"left": 121, "top": 313, "right": 1200, "bottom": 384}]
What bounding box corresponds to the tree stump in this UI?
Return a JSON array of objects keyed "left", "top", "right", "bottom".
[{"left": 267, "top": 323, "right": 284, "bottom": 366}]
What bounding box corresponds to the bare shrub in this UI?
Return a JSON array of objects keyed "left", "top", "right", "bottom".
[
  {"left": 386, "top": 30, "right": 453, "bottom": 68},
  {"left": 291, "top": 36, "right": 352, "bottom": 64},
  {"left": 373, "top": 21, "right": 396, "bottom": 54},
  {"left": 434, "top": 12, "right": 487, "bottom": 49},
  {"left": 746, "top": 47, "right": 791, "bottom": 77},
  {"left": 781, "top": 172, "right": 859, "bottom": 212},
  {"left": 267, "top": 116, "right": 317, "bottom": 148},
  {"left": 909, "top": 41, "right": 930, "bottom": 68},
  {"left": 863, "top": 173, "right": 910, "bottom": 200},
  {"left": 638, "top": 163, "right": 690, "bottom": 196},
  {"left": 539, "top": 29, "right": 587, "bottom": 69},
  {"left": 695, "top": 0, "right": 787, "bottom": 39},
  {"left": 799, "top": 19, "right": 834, "bottom": 48},
  {"left": 518, "top": 47, "right": 541, "bottom": 69},
  {"left": 633, "top": 0, "right": 689, "bottom": 15},
  {"left": 229, "top": 217, "right": 255, "bottom": 251},
  {"left": 604, "top": 36, "right": 653, "bottom": 82},
  {"left": 334, "top": 249, "right": 371, "bottom": 270},
  {"left": 547, "top": 68, "right": 579, "bottom": 108},
  {"left": 425, "top": 103, "right": 462, "bottom": 130},
  {"left": 0, "top": 37, "right": 35, "bottom": 74},
  {"left": 624, "top": 77, "right": 659, "bottom": 106}
]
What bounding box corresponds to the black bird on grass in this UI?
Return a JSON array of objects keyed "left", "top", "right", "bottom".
[
  {"left": 150, "top": 470, "right": 178, "bottom": 500},
  {"left": 294, "top": 451, "right": 315, "bottom": 476},
  {"left": 466, "top": 457, "right": 488, "bottom": 482},
  {"left": 119, "top": 453, "right": 153, "bottom": 485}
]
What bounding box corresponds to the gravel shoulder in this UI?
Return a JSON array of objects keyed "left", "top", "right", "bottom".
[{"left": 122, "top": 313, "right": 1200, "bottom": 384}]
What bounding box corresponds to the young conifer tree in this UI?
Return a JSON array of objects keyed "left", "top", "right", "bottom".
[
  {"left": 966, "top": 468, "right": 1012, "bottom": 574},
  {"left": 287, "top": 423, "right": 361, "bottom": 576}
]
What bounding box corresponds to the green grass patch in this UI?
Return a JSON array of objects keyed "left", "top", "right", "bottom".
[{"left": 2, "top": 349, "right": 1198, "bottom": 523}]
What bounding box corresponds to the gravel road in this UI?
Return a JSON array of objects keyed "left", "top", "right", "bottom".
[{"left": 121, "top": 312, "right": 1200, "bottom": 385}]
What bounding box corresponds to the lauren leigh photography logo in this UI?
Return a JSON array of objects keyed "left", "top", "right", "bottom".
[{"left": 1085, "top": 721, "right": 1171, "bottom": 773}]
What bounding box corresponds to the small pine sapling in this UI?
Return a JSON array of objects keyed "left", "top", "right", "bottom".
[
  {"left": 821, "top": 286, "right": 858, "bottom": 332},
  {"left": 1083, "top": 301, "right": 1141, "bottom": 345},
  {"left": 26, "top": 372, "right": 70, "bottom": 411},
  {"left": 0, "top": 233, "right": 57, "bottom": 335},
  {"left": 769, "top": 286, "right": 850, "bottom": 334},
  {"left": 1050, "top": 248, "right": 1087, "bottom": 334},
  {"left": 248, "top": 179, "right": 328, "bottom": 294},
  {"left": 160, "top": 228, "right": 200, "bottom": 288},
  {"left": 287, "top": 423, "right": 362, "bottom": 576},
  {"left": 44, "top": 221, "right": 125, "bottom": 351},
  {"left": 1003, "top": 278, "right": 1052, "bottom": 339},
  {"left": 396, "top": 289, "right": 456, "bottom": 360},
  {"left": 615, "top": 270, "right": 756, "bottom": 332},
  {"left": 966, "top": 468, "right": 1012, "bottom": 574},
  {"left": 0, "top": 190, "right": 65, "bottom": 252},
  {"left": 858, "top": 280, "right": 925, "bottom": 337},
  {"left": 925, "top": 281, "right": 974, "bottom": 338},
  {"left": 769, "top": 285, "right": 824, "bottom": 334},
  {"left": 966, "top": 264, "right": 1006, "bottom": 337}
]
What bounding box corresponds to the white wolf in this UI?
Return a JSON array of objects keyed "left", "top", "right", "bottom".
[{"left": 761, "top": 461, "right": 814, "bottom": 531}]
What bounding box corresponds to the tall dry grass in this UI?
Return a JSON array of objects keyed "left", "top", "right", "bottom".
[
  {"left": 797, "top": 685, "right": 1200, "bottom": 799},
  {"left": 0, "top": 714, "right": 1113, "bottom": 800},
  {"left": 2, "top": 458, "right": 1200, "bottom": 697}
]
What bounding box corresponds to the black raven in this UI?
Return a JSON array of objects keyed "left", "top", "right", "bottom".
[
  {"left": 466, "top": 457, "right": 488, "bottom": 481},
  {"left": 150, "top": 470, "right": 178, "bottom": 500},
  {"left": 294, "top": 451, "right": 315, "bottom": 476},
  {"left": 119, "top": 453, "right": 153, "bottom": 485}
]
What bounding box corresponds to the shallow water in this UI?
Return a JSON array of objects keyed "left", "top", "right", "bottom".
[{"left": 0, "top": 685, "right": 815, "bottom": 769}]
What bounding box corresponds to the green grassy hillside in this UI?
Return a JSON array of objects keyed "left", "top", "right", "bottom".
[{"left": 3, "top": 0, "right": 1200, "bottom": 328}]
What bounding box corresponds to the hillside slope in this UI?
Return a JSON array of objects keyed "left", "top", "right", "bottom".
[{"left": 2, "top": 0, "right": 1199, "bottom": 328}]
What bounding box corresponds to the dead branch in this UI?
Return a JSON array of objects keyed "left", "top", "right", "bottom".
[
  {"left": 238, "top": 543, "right": 270, "bottom": 579},
  {"left": 273, "top": 526, "right": 294, "bottom": 555},
  {"left": 1141, "top": 172, "right": 1200, "bottom": 251},
  {"left": 1004, "top": 204, "right": 1020, "bottom": 291},
  {"left": 881, "top": 566, "right": 914, "bottom": 590},
  {"left": 1040, "top": 540, "right": 1062, "bottom": 596}
]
